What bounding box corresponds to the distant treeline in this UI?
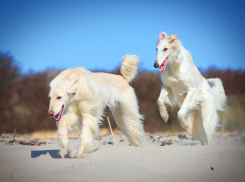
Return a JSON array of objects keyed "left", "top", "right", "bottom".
[{"left": 1, "top": 51, "right": 245, "bottom": 134}]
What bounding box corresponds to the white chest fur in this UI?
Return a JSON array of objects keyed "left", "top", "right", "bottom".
[{"left": 160, "top": 62, "right": 191, "bottom": 105}]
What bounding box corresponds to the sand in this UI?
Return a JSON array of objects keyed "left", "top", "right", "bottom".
[
  {"left": 17, "top": 128, "right": 117, "bottom": 139},
  {"left": 0, "top": 132, "right": 245, "bottom": 182}
]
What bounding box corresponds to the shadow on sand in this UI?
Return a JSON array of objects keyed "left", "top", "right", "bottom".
[
  {"left": 31, "top": 140, "right": 100, "bottom": 159},
  {"left": 31, "top": 150, "right": 69, "bottom": 159}
]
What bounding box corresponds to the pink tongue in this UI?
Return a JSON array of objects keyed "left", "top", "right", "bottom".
[
  {"left": 160, "top": 64, "right": 165, "bottom": 72},
  {"left": 159, "top": 57, "right": 168, "bottom": 72},
  {"left": 55, "top": 109, "right": 62, "bottom": 120}
]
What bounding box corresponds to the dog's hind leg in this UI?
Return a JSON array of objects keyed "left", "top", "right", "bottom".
[
  {"left": 185, "top": 109, "right": 206, "bottom": 144},
  {"left": 118, "top": 87, "right": 146, "bottom": 147},
  {"left": 110, "top": 106, "right": 128, "bottom": 137},
  {"left": 200, "top": 99, "right": 218, "bottom": 145}
]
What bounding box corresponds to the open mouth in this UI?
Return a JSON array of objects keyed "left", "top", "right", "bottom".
[
  {"left": 54, "top": 105, "right": 64, "bottom": 121},
  {"left": 160, "top": 57, "right": 168, "bottom": 72}
]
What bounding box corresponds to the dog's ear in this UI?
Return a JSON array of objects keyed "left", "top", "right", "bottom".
[
  {"left": 66, "top": 79, "right": 78, "bottom": 102},
  {"left": 169, "top": 34, "right": 177, "bottom": 44},
  {"left": 157, "top": 32, "right": 167, "bottom": 44},
  {"left": 159, "top": 32, "right": 167, "bottom": 40},
  {"left": 65, "top": 68, "right": 84, "bottom": 94},
  {"left": 66, "top": 79, "right": 78, "bottom": 94}
]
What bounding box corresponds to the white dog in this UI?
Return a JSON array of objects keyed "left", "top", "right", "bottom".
[
  {"left": 154, "top": 32, "right": 226, "bottom": 145},
  {"left": 48, "top": 55, "right": 145, "bottom": 157}
]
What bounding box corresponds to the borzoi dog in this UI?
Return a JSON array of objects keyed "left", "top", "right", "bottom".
[
  {"left": 48, "top": 55, "right": 145, "bottom": 157},
  {"left": 154, "top": 32, "right": 226, "bottom": 145}
]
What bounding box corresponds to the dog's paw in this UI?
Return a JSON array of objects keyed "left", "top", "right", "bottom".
[
  {"left": 178, "top": 112, "right": 189, "bottom": 130},
  {"left": 84, "top": 140, "right": 100, "bottom": 153},
  {"left": 160, "top": 113, "right": 169, "bottom": 123},
  {"left": 178, "top": 111, "right": 186, "bottom": 123},
  {"left": 181, "top": 124, "right": 189, "bottom": 130},
  {"left": 74, "top": 152, "right": 83, "bottom": 158},
  {"left": 59, "top": 136, "right": 68, "bottom": 149}
]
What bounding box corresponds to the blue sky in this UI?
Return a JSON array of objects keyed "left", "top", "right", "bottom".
[{"left": 0, "top": 0, "right": 245, "bottom": 73}]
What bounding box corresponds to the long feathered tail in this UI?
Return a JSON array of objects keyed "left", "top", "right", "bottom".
[
  {"left": 120, "top": 54, "right": 139, "bottom": 83},
  {"left": 118, "top": 54, "right": 146, "bottom": 147},
  {"left": 207, "top": 78, "right": 227, "bottom": 111}
]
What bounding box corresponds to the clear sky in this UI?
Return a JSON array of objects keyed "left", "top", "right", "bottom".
[{"left": 0, "top": 0, "right": 245, "bottom": 73}]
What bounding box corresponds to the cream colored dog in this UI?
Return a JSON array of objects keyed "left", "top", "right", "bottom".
[
  {"left": 154, "top": 32, "right": 226, "bottom": 145},
  {"left": 48, "top": 55, "right": 145, "bottom": 157}
]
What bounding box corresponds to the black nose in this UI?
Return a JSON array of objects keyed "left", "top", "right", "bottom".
[{"left": 154, "top": 62, "right": 159, "bottom": 68}]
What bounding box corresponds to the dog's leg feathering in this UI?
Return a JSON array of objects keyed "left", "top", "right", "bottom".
[
  {"left": 75, "top": 115, "right": 99, "bottom": 158},
  {"left": 57, "top": 116, "right": 69, "bottom": 149},
  {"left": 200, "top": 99, "right": 218, "bottom": 145},
  {"left": 118, "top": 87, "right": 146, "bottom": 147},
  {"left": 110, "top": 106, "right": 128, "bottom": 138},
  {"left": 57, "top": 113, "right": 80, "bottom": 149}
]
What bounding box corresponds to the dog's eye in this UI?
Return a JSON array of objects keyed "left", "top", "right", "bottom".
[
  {"left": 48, "top": 96, "right": 51, "bottom": 100},
  {"left": 163, "top": 48, "right": 168, "bottom": 51},
  {"left": 57, "top": 96, "right": 62, "bottom": 100}
]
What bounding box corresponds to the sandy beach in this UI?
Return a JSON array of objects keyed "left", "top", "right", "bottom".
[{"left": 0, "top": 132, "right": 245, "bottom": 182}]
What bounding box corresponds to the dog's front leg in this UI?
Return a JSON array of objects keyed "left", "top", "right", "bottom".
[
  {"left": 158, "top": 87, "right": 171, "bottom": 123},
  {"left": 56, "top": 115, "right": 69, "bottom": 149},
  {"left": 178, "top": 88, "right": 196, "bottom": 130},
  {"left": 75, "top": 116, "right": 95, "bottom": 158}
]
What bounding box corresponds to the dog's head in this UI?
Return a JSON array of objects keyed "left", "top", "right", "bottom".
[
  {"left": 154, "top": 32, "right": 178, "bottom": 72},
  {"left": 48, "top": 68, "right": 82, "bottom": 121}
]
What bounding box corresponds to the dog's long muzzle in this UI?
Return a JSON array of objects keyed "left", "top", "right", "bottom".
[{"left": 154, "top": 61, "right": 159, "bottom": 68}]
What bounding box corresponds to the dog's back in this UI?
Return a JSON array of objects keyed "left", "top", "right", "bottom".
[{"left": 88, "top": 55, "right": 140, "bottom": 107}]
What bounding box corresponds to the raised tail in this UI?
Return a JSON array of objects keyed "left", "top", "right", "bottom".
[
  {"left": 207, "top": 78, "right": 227, "bottom": 111},
  {"left": 120, "top": 54, "right": 139, "bottom": 83}
]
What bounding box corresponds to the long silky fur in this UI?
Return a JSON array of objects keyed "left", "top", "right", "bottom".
[{"left": 48, "top": 54, "right": 145, "bottom": 157}]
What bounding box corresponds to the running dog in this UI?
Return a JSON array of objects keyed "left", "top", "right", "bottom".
[
  {"left": 48, "top": 55, "right": 145, "bottom": 157},
  {"left": 154, "top": 32, "right": 226, "bottom": 145}
]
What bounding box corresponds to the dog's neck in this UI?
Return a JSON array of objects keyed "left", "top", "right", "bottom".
[{"left": 167, "top": 42, "right": 183, "bottom": 75}]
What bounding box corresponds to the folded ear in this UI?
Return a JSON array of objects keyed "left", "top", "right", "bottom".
[
  {"left": 65, "top": 67, "right": 85, "bottom": 94},
  {"left": 169, "top": 34, "right": 177, "bottom": 44},
  {"left": 66, "top": 78, "right": 78, "bottom": 94},
  {"left": 65, "top": 78, "right": 78, "bottom": 102}
]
